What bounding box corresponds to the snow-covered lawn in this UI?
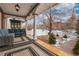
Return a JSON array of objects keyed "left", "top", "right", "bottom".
[
  {"left": 27, "top": 29, "right": 77, "bottom": 46},
  {"left": 27, "top": 29, "right": 49, "bottom": 36},
  {"left": 27, "top": 29, "right": 78, "bottom": 55},
  {"left": 27, "top": 29, "right": 77, "bottom": 37}
]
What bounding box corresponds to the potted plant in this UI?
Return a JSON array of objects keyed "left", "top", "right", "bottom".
[{"left": 48, "top": 33, "right": 56, "bottom": 44}]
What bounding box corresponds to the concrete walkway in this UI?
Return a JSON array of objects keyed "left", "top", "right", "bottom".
[{"left": 59, "top": 39, "right": 78, "bottom": 55}]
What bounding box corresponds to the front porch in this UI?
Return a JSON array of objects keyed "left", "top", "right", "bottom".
[
  {"left": 0, "top": 35, "right": 68, "bottom": 56},
  {"left": 0, "top": 3, "right": 79, "bottom": 56}
]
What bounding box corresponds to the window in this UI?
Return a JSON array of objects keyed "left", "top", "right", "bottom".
[{"left": 10, "top": 19, "right": 21, "bottom": 29}]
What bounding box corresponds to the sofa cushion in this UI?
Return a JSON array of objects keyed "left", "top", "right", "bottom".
[
  {"left": 8, "top": 29, "right": 14, "bottom": 33},
  {"left": 0, "top": 29, "right": 8, "bottom": 36},
  {"left": 0, "top": 34, "right": 2, "bottom": 37}
]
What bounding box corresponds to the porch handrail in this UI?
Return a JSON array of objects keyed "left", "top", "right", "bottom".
[{"left": 36, "top": 39, "right": 71, "bottom": 56}]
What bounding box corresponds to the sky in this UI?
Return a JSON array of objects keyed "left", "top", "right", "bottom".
[
  {"left": 28, "top": 3, "right": 79, "bottom": 24},
  {"left": 51, "top": 3, "right": 76, "bottom": 22},
  {"left": 74, "top": 3, "right": 79, "bottom": 16}
]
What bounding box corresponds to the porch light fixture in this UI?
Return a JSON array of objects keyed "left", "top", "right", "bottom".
[{"left": 15, "top": 4, "right": 20, "bottom": 12}]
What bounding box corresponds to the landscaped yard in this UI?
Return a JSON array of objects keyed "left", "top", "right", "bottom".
[{"left": 33, "top": 29, "right": 78, "bottom": 55}]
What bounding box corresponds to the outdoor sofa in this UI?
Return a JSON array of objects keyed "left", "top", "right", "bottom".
[{"left": 0, "top": 29, "right": 15, "bottom": 46}]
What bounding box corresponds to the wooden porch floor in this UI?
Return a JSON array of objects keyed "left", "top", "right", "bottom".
[{"left": 0, "top": 35, "right": 72, "bottom": 56}]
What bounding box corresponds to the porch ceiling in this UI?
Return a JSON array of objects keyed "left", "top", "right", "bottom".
[{"left": 0, "top": 3, "right": 58, "bottom": 18}]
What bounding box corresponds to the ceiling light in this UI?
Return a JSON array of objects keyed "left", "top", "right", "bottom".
[{"left": 15, "top": 4, "right": 20, "bottom": 12}]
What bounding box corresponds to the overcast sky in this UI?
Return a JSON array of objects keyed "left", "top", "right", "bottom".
[{"left": 28, "top": 3, "right": 79, "bottom": 24}]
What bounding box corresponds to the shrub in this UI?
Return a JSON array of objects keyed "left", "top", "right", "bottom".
[
  {"left": 63, "top": 34, "right": 67, "bottom": 38},
  {"left": 75, "top": 31, "right": 79, "bottom": 34},
  {"left": 48, "top": 32, "right": 50, "bottom": 35},
  {"left": 48, "top": 33, "right": 56, "bottom": 44},
  {"left": 56, "top": 34, "right": 59, "bottom": 37},
  {"left": 77, "top": 36, "right": 79, "bottom": 38},
  {"left": 73, "top": 39, "right": 79, "bottom": 54}
]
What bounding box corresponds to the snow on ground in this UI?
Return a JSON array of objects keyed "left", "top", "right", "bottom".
[
  {"left": 27, "top": 29, "right": 78, "bottom": 55},
  {"left": 27, "top": 29, "right": 77, "bottom": 42},
  {"left": 27, "top": 29, "right": 49, "bottom": 36},
  {"left": 27, "top": 29, "right": 77, "bottom": 38}
]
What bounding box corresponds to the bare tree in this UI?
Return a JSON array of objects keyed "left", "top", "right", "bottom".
[
  {"left": 66, "top": 9, "right": 76, "bottom": 30},
  {"left": 43, "top": 8, "right": 53, "bottom": 34},
  {"left": 43, "top": 14, "right": 50, "bottom": 31},
  {"left": 76, "top": 16, "right": 79, "bottom": 32}
]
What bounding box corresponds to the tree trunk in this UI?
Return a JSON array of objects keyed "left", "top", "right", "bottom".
[{"left": 49, "top": 7, "right": 52, "bottom": 34}]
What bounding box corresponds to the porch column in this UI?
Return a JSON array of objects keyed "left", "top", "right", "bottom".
[
  {"left": 1, "top": 13, "right": 4, "bottom": 29},
  {"left": 33, "top": 14, "right": 36, "bottom": 40},
  {"left": 0, "top": 11, "right": 4, "bottom": 29},
  {"left": 33, "top": 13, "right": 38, "bottom": 40},
  {"left": 25, "top": 20, "right": 27, "bottom": 36},
  {"left": 0, "top": 12, "right": 1, "bottom": 29}
]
